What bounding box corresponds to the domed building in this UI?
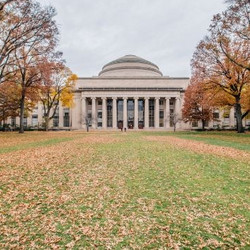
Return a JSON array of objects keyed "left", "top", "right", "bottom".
[
  {"left": 71, "top": 55, "right": 190, "bottom": 130},
  {"left": 99, "top": 55, "right": 163, "bottom": 77}
]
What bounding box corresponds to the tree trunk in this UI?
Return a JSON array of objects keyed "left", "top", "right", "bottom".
[
  {"left": 234, "top": 99, "right": 244, "bottom": 133},
  {"left": 44, "top": 116, "right": 49, "bottom": 131},
  {"left": 19, "top": 94, "right": 25, "bottom": 133},
  {"left": 201, "top": 120, "right": 205, "bottom": 131}
]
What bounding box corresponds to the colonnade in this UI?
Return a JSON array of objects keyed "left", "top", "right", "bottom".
[{"left": 81, "top": 96, "right": 182, "bottom": 129}]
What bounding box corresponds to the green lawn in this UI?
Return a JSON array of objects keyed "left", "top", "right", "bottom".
[
  {"left": 0, "top": 131, "right": 249, "bottom": 249},
  {"left": 142, "top": 131, "right": 250, "bottom": 151}
]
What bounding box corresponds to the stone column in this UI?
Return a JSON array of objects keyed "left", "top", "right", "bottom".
[
  {"left": 155, "top": 97, "right": 160, "bottom": 128},
  {"left": 134, "top": 97, "right": 139, "bottom": 129},
  {"left": 229, "top": 106, "right": 235, "bottom": 128},
  {"left": 58, "top": 102, "right": 64, "bottom": 128},
  {"left": 82, "top": 97, "right": 87, "bottom": 129},
  {"left": 144, "top": 97, "right": 149, "bottom": 129},
  {"left": 112, "top": 97, "right": 117, "bottom": 129},
  {"left": 175, "top": 97, "right": 181, "bottom": 129},
  {"left": 91, "top": 97, "right": 97, "bottom": 129},
  {"left": 37, "top": 102, "right": 43, "bottom": 128},
  {"left": 16, "top": 117, "right": 20, "bottom": 128},
  {"left": 123, "top": 97, "right": 127, "bottom": 129},
  {"left": 165, "top": 97, "right": 170, "bottom": 129},
  {"left": 219, "top": 109, "right": 223, "bottom": 128},
  {"left": 27, "top": 116, "right": 32, "bottom": 127},
  {"left": 175, "top": 98, "right": 181, "bottom": 114},
  {"left": 102, "top": 97, "right": 107, "bottom": 129}
]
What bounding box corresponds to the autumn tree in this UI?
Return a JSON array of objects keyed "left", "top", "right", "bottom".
[
  {"left": 13, "top": 49, "right": 45, "bottom": 133},
  {"left": 0, "top": 0, "right": 59, "bottom": 85},
  {"left": 0, "top": 81, "right": 20, "bottom": 124},
  {"left": 0, "top": 80, "right": 37, "bottom": 127},
  {"left": 0, "top": 0, "right": 15, "bottom": 13},
  {"left": 191, "top": 0, "right": 250, "bottom": 133},
  {"left": 210, "top": 0, "right": 250, "bottom": 71},
  {"left": 182, "top": 75, "right": 214, "bottom": 130},
  {"left": 39, "top": 61, "right": 77, "bottom": 131},
  {"left": 6, "top": 1, "right": 60, "bottom": 133},
  {"left": 192, "top": 38, "right": 249, "bottom": 133}
]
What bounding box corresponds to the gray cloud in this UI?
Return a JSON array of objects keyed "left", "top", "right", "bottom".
[{"left": 38, "top": 0, "right": 225, "bottom": 77}]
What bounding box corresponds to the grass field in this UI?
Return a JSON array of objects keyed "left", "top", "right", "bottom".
[{"left": 0, "top": 131, "right": 249, "bottom": 249}]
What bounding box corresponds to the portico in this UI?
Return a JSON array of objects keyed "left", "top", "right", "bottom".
[{"left": 80, "top": 95, "right": 182, "bottom": 130}]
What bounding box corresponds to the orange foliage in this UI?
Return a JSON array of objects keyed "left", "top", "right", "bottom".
[
  {"left": 182, "top": 74, "right": 214, "bottom": 129},
  {"left": 191, "top": 0, "right": 250, "bottom": 132},
  {"left": 0, "top": 82, "right": 20, "bottom": 121}
]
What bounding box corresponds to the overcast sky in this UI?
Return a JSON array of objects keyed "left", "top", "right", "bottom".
[{"left": 38, "top": 0, "right": 226, "bottom": 77}]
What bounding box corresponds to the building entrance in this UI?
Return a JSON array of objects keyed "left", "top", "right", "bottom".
[
  {"left": 127, "top": 99, "right": 134, "bottom": 129},
  {"left": 118, "top": 120, "right": 123, "bottom": 129}
]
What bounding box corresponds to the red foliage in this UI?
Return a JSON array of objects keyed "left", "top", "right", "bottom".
[{"left": 182, "top": 75, "right": 214, "bottom": 129}]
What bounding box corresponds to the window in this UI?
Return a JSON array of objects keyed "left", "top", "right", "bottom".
[
  {"left": 87, "top": 111, "right": 92, "bottom": 127},
  {"left": 107, "top": 99, "right": 113, "bottom": 127},
  {"left": 159, "top": 99, "right": 164, "bottom": 106},
  {"left": 63, "top": 108, "right": 70, "bottom": 127},
  {"left": 127, "top": 99, "right": 134, "bottom": 129},
  {"left": 223, "top": 110, "right": 230, "bottom": 118},
  {"left": 223, "top": 109, "right": 230, "bottom": 125},
  {"left": 138, "top": 99, "right": 144, "bottom": 129},
  {"left": 117, "top": 99, "right": 123, "bottom": 128},
  {"left": 97, "top": 110, "right": 102, "bottom": 128},
  {"left": 32, "top": 114, "right": 38, "bottom": 127},
  {"left": 53, "top": 116, "right": 59, "bottom": 127},
  {"left": 213, "top": 112, "right": 219, "bottom": 119},
  {"left": 192, "top": 121, "right": 198, "bottom": 127},
  {"left": 11, "top": 117, "right": 16, "bottom": 127},
  {"left": 159, "top": 110, "right": 164, "bottom": 127},
  {"left": 149, "top": 99, "right": 154, "bottom": 127},
  {"left": 23, "top": 117, "right": 27, "bottom": 127},
  {"left": 98, "top": 100, "right": 102, "bottom": 106},
  {"left": 98, "top": 111, "right": 102, "bottom": 119}
]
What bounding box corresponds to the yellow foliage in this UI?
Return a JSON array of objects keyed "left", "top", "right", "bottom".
[{"left": 60, "top": 74, "right": 78, "bottom": 108}]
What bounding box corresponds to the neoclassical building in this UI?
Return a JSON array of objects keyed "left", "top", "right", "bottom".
[
  {"left": 6, "top": 55, "right": 249, "bottom": 130},
  {"left": 71, "top": 55, "right": 189, "bottom": 130}
]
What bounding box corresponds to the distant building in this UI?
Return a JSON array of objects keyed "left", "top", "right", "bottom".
[{"left": 5, "top": 55, "right": 250, "bottom": 130}]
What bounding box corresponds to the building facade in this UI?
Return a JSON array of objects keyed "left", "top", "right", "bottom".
[
  {"left": 72, "top": 55, "right": 189, "bottom": 130},
  {"left": 5, "top": 55, "right": 250, "bottom": 130}
]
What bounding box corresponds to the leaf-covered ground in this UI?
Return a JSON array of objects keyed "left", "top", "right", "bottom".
[{"left": 0, "top": 131, "right": 249, "bottom": 249}]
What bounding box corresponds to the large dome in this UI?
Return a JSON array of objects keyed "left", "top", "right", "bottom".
[{"left": 99, "top": 55, "right": 163, "bottom": 77}]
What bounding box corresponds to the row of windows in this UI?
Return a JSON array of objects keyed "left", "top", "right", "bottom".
[
  {"left": 10, "top": 113, "right": 70, "bottom": 128},
  {"left": 192, "top": 113, "right": 236, "bottom": 127},
  {"left": 213, "top": 112, "right": 236, "bottom": 119}
]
